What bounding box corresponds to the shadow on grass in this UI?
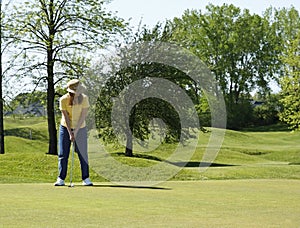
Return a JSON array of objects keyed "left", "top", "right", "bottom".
[
  {"left": 75, "top": 184, "right": 171, "bottom": 190},
  {"left": 112, "top": 152, "right": 236, "bottom": 168},
  {"left": 289, "top": 162, "right": 300, "bottom": 165},
  {"left": 167, "top": 161, "right": 238, "bottom": 167},
  {"left": 113, "top": 152, "right": 163, "bottom": 162}
]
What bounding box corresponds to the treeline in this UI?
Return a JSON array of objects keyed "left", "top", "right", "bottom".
[
  {"left": 0, "top": 1, "right": 299, "bottom": 155},
  {"left": 142, "top": 4, "right": 298, "bottom": 130},
  {"left": 91, "top": 4, "right": 299, "bottom": 155}
]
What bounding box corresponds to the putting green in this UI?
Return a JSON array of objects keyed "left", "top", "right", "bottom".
[{"left": 0, "top": 180, "right": 299, "bottom": 227}]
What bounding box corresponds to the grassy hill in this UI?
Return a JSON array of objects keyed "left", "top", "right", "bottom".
[
  {"left": 176, "top": 125, "right": 300, "bottom": 180},
  {"left": 0, "top": 117, "right": 299, "bottom": 183}
]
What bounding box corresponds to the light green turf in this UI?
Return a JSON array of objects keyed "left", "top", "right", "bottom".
[{"left": 0, "top": 180, "right": 299, "bottom": 227}]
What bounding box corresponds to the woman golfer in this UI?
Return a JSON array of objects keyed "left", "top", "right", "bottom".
[{"left": 54, "top": 79, "right": 93, "bottom": 186}]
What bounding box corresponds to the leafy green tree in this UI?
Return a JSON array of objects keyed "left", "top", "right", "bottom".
[
  {"left": 279, "top": 31, "right": 300, "bottom": 130},
  {"left": 195, "top": 94, "right": 211, "bottom": 127},
  {"left": 90, "top": 25, "right": 204, "bottom": 156},
  {"left": 168, "top": 4, "right": 282, "bottom": 129},
  {"left": 0, "top": 0, "right": 16, "bottom": 154},
  {"left": 93, "top": 61, "right": 197, "bottom": 157},
  {"left": 252, "top": 93, "right": 281, "bottom": 126},
  {"left": 8, "top": 91, "right": 47, "bottom": 110},
  {"left": 267, "top": 7, "right": 300, "bottom": 130},
  {"left": 11, "top": 0, "right": 126, "bottom": 154}
]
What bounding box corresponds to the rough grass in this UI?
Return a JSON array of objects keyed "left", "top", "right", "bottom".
[{"left": 1, "top": 118, "right": 300, "bottom": 183}]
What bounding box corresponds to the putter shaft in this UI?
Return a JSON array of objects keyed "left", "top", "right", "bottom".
[{"left": 69, "top": 141, "right": 75, "bottom": 187}]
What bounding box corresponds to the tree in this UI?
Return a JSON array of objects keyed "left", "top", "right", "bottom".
[
  {"left": 0, "top": 0, "right": 4, "bottom": 154},
  {"left": 8, "top": 91, "right": 47, "bottom": 110},
  {"left": 168, "top": 4, "right": 282, "bottom": 129},
  {"left": 0, "top": 0, "right": 16, "bottom": 154},
  {"left": 12, "top": 0, "right": 126, "bottom": 154},
  {"left": 277, "top": 8, "right": 300, "bottom": 130},
  {"left": 279, "top": 35, "right": 300, "bottom": 131},
  {"left": 90, "top": 25, "right": 207, "bottom": 156},
  {"left": 251, "top": 93, "right": 281, "bottom": 126},
  {"left": 95, "top": 63, "right": 192, "bottom": 157}
]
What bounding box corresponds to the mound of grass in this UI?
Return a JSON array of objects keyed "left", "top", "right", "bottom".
[
  {"left": 0, "top": 118, "right": 299, "bottom": 183},
  {"left": 4, "top": 117, "right": 48, "bottom": 141}
]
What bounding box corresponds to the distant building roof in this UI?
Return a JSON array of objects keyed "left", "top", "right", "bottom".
[{"left": 251, "top": 100, "right": 264, "bottom": 107}]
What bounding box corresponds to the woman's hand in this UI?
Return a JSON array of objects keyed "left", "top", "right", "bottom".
[{"left": 69, "top": 130, "right": 75, "bottom": 142}]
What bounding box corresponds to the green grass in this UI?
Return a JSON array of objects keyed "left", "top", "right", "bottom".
[
  {"left": 0, "top": 180, "right": 299, "bottom": 227},
  {"left": 1, "top": 118, "right": 300, "bottom": 227},
  {"left": 0, "top": 117, "right": 300, "bottom": 183}
]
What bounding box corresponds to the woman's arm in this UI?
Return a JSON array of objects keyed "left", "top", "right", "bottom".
[
  {"left": 61, "top": 110, "right": 75, "bottom": 142},
  {"left": 73, "top": 108, "right": 88, "bottom": 138}
]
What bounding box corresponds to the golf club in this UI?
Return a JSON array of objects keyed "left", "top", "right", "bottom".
[{"left": 68, "top": 141, "right": 75, "bottom": 188}]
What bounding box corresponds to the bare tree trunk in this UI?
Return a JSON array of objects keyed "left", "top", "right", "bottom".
[
  {"left": 0, "top": 2, "right": 5, "bottom": 155},
  {"left": 46, "top": 69, "right": 58, "bottom": 155},
  {"left": 0, "top": 70, "right": 4, "bottom": 155},
  {"left": 46, "top": 0, "right": 57, "bottom": 155},
  {"left": 46, "top": 74, "right": 57, "bottom": 155},
  {"left": 0, "top": 65, "right": 4, "bottom": 155}
]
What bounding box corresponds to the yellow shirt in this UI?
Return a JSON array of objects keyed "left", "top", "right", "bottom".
[{"left": 59, "top": 93, "right": 90, "bottom": 129}]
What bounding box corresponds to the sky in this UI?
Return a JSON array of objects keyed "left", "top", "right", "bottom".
[{"left": 106, "top": 0, "right": 299, "bottom": 30}]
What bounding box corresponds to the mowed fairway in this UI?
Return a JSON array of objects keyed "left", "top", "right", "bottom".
[{"left": 1, "top": 180, "right": 299, "bottom": 227}]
